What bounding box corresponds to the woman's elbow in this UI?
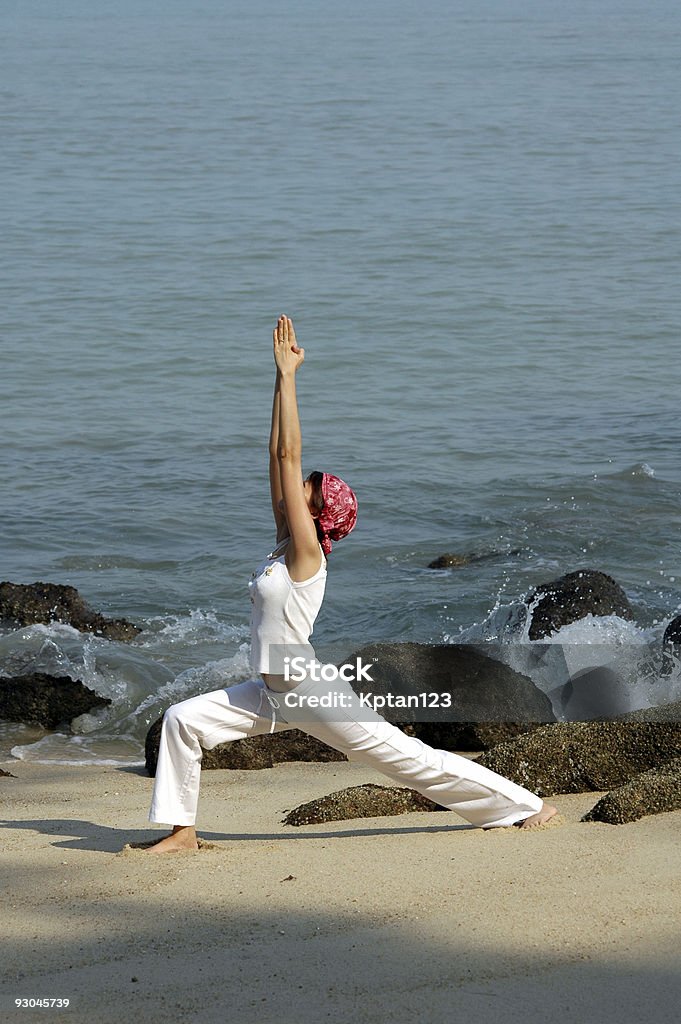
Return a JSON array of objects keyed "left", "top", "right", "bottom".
[{"left": 277, "top": 445, "right": 302, "bottom": 462}]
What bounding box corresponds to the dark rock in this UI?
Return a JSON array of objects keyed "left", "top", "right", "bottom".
[
  {"left": 549, "top": 665, "right": 633, "bottom": 721},
  {"left": 526, "top": 569, "right": 634, "bottom": 640},
  {"left": 477, "top": 720, "right": 681, "bottom": 796},
  {"left": 660, "top": 617, "right": 681, "bottom": 676},
  {"left": 1, "top": 768, "right": 17, "bottom": 777},
  {"left": 662, "top": 615, "right": 681, "bottom": 649},
  {"left": 145, "top": 715, "right": 346, "bottom": 777},
  {"left": 428, "top": 553, "right": 472, "bottom": 569},
  {"left": 582, "top": 757, "right": 681, "bottom": 824},
  {"left": 0, "top": 581, "right": 140, "bottom": 641},
  {"left": 428, "top": 549, "right": 522, "bottom": 570},
  {"left": 0, "top": 672, "right": 111, "bottom": 729},
  {"left": 616, "top": 700, "right": 681, "bottom": 723},
  {"left": 283, "top": 783, "right": 443, "bottom": 826},
  {"left": 344, "top": 642, "right": 555, "bottom": 726},
  {"left": 411, "top": 721, "right": 543, "bottom": 752}
]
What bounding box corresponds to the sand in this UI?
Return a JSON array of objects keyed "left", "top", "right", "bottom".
[{"left": 1, "top": 758, "right": 681, "bottom": 1024}]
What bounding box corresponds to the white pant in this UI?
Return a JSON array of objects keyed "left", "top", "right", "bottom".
[{"left": 149, "top": 672, "right": 543, "bottom": 830}]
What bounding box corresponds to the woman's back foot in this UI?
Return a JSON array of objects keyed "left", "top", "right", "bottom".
[{"left": 145, "top": 825, "right": 199, "bottom": 853}]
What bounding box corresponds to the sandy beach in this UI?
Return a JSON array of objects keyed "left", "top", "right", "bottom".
[{"left": 2, "top": 758, "right": 680, "bottom": 1024}]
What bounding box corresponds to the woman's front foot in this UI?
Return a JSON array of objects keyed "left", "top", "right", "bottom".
[
  {"left": 514, "top": 802, "right": 558, "bottom": 829},
  {"left": 145, "top": 824, "right": 199, "bottom": 853}
]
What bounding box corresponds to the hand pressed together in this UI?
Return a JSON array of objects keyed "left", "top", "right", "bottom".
[{"left": 273, "top": 315, "right": 305, "bottom": 375}]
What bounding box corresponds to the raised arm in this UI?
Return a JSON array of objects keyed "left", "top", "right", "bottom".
[
  {"left": 269, "top": 370, "right": 288, "bottom": 541},
  {"left": 272, "top": 316, "right": 322, "bottom": 582}
]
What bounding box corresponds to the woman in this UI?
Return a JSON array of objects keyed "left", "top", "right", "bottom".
[{"left": 147, "top": 316, "right": 556, "bottom": 852}]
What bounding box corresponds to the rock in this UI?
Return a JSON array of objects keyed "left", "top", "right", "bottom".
[
  {"left": 1, "top": 768, "right": 17, "bottom": 777},
  {"left": 283, "top": 783, "right": 442, "bottom": 826},
  {"left": 582, "top": 757, "right": 681, "bottom": 824},
  {"left": 549, "top": 665, "right": 633, "bottom": 721},
  {"left": 0, "top": 581, "right": 140, "bottom": 641},
  {"left": 427, "top": 549, "right": 522, "bottom": 570},
  {"left": 344, "top": 642, "right": 555, "bottom": 726},
  {"left": 410, "top": 721, "right": 543, "bottom": 752},
  {"left": 659, "top": 616, "right": 681, "bottom": 676},
  {"left": 0, "top": 672, "right": 111, "bottom": 729},
  {"left": 526, "top": 569, "right": 634, "bottom": 640},
  {"left": 145, "top": 715, "right": 346, "bottom": 777},
  {"left": 662, "top": 615, "right": 681, "bottom": 649},
  {"left": 477, "top": 720, "right": 681, "bottom": 796},
  {"left": 617, "top": 700, "right": 681, "bottom": 723},
  {"left": 428, "top": 553, "right": 472, "bottom": 569}
]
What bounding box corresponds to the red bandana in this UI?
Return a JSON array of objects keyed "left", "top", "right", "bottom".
[{"left": 318, "top": 473, "right": 358, "bottom": 555}]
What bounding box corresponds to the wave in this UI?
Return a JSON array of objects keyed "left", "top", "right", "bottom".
[{"left": 0, "top": 611, "right": 253, "bottom": 765}]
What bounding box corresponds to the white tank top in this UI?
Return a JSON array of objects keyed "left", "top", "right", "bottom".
[{"left": 248, "top": 539, "right": 327, "bottom": 675}]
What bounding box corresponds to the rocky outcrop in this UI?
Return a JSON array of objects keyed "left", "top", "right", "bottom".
[
  {"left": 526, "top": 570, "right": 634, "bottom": 640},
  {"left": 283, "top": 783, "right": 442, "bottom": 826},
  {"left": 344, "top": 642, "right": 555, "bottom": 726},
  {"left": 144, "top": 715, "right": 345, "bottom": 777},
  {"left": 477, "top": 720, "right": 681, "bottom": 796},
  {"left": 0, "top": 672, "right": 111, "bottom": 729},
  {"left": 582, "top": 757, "right": 681, "bottom": 824},
  {"left": 0, "top": 582, "right": 140, "bottom": 641}
]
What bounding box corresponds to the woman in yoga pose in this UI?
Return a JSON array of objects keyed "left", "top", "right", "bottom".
[{"left": 147, "top": 316, "right": 556, "bottom": 851}]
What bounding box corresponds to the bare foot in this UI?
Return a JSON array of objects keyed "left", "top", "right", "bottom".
[
  {"left": 514, "top": 802, "right": 559, "bottom": 829},
  {"left": 145, "top": 825, "right": 199, "bottom": 853}
]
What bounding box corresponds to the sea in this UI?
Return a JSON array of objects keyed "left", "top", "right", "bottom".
[{"left": 1, "top": 0, "right": 680, "bottom": 766}]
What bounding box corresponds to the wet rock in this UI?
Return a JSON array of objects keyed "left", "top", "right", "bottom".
[
  {"left": 662, "top": 614, "right": 681, "bottom": 649},
  {"left": 659, "top": 617, "right": 681, "bottom": 676},
  {"left": 145, "top": 716, "right": 345, "bottom": 777},
  {"left": 526, "top": 569, "right": 634, "bottom": 640},
  {"left": 427, "top": 549, "right": 521, "bottom": 570},
  {"left": 549, "top": 665, "right": 633, "bottom": 721},
  {"left": 0, "top": 582, "right": 140, "bottom": 641},
  {"left": 477, "top": 720, "right": 681, "bottom": 796},
  {"left": 345, "top": 642, "right": 555, "bottom": 726},
  {"left": 0, "top": 672, "right": 111, "bottom": 729},
  {"left": 283, "top": 783, "right": 442, "bottom": 826},
  {"left": 428, "top": 553, "right": 472, "bottom": 569},
  {"left": 582, "top": 757, "right": 681, "bottom": 824}
]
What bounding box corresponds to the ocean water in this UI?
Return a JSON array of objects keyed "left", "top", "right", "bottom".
[{"left": 1, "top": 0, "right": 680, "bottom": 764}]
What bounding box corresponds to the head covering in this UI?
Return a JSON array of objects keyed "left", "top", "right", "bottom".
[{"left": 317, "top": 473, "right": 358, "bottom": 555}]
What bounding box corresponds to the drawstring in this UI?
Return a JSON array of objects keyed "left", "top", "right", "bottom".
[{"left": 263, "top": 689, "right": 280, "bottom": 734}]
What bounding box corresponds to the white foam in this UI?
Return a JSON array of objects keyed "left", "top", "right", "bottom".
[
  {"left": 10, "top": 732, "right": 144, "bottom": 767},
  {"left": 139, "top": 610, "right": 249, "bottom": 648},
  {"left": 125, "top": 646, "right": 252, "bottom": 722},
  {"left": 633, "top": 461, "right": 656, "bottom": 478}
]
